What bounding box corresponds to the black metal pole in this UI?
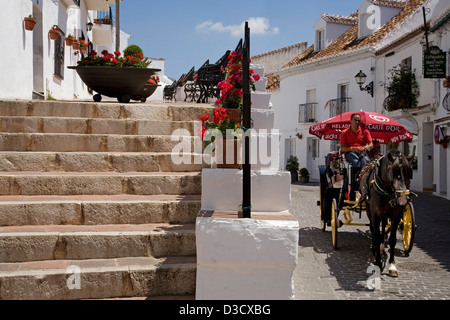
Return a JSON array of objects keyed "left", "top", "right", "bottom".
[{"left": 242, "top": 22, "right": 251, "bottom": 219}]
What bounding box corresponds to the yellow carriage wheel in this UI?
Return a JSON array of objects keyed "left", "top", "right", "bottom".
[
  {"left": 331, "top": 198, "right": 339, "bottom": 250},
  {"left": 402, "top": 202, "right": 415, "bottom": 254},
  {"left": 319, "top": 180, "right": 326, "bottom": 232}
]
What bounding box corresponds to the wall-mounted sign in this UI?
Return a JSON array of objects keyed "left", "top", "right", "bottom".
[
  {"left": 424, "top": 46, "right": 447, "bottom": 78},
  {"left": 435, "top": 125, "right": 441, "bottom": 144}
]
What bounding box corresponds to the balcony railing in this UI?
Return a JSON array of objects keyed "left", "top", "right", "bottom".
[
  {"left": 326, "top": 97, "right": 351, "bottom": 118},
  {"left": 298, "top": 102, "right": 317, "bottom": 123},
  {"left": 95, "top": 7, "right": 113, "bottom": 25}
]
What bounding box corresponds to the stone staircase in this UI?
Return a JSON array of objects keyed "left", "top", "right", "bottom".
[{"left": 0, "top": 100, "right": 213, "bottom": 299}]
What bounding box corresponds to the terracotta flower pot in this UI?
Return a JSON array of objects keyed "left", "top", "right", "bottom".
[
  {"left": 65, "top": 37, "right": 74, "bottom": 46},
  {"left": 24, "top": 17, "right": 36, "bottom": 31},
  {"left": 215, "top": 139, "right": 242, "bottom": 169},
  {"left": 225, "top": 108, "right": 242, "bottom": 124},
  {"left": 72, "top": 40, "right": 79, "bottom": 50},
  {"left": 49, "top": 29, "right": 60, "bottom": 40},
  {"left": 79, "top": 46, "right": 87, "bottom": 54}
]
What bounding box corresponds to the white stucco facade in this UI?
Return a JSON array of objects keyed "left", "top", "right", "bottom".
[
  {"left": 270, "top": 0, "right": 450, "bottom": 199},
  {"left": 0, "top": 0, "right": 168, "bottom": 101}
]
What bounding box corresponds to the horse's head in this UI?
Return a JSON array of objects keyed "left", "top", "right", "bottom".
[{"left": 379, "top": 150, "right": 414, "bottom": 205}]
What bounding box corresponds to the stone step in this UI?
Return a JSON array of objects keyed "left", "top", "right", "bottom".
[
  {"left": 0, "top": 132, "right": 199, "bottom": 153},
  {"left": 0, "top": 194, "right": 201, "bottom": 226},
  {"left": 0, "top": 256, "right": 196, "bottom": 300},
  {"left": 0, "top": 223, "right": 196, "bottom": 263},
  {"left": 0, "top": 151, "right": 207, "bottom": 173},
  {"left": 0, "top": 172, "right": 202, "bottom": 196},
  {"left": 0, "top": 116, "right": 196, "bottom": 136},
  {"left": 0, "top": 100, "right": 214, "bottom": 121}
]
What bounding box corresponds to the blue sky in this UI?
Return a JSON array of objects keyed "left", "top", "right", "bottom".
[{"left": 117, "top": 0, "right": 363, "bottom": 79}]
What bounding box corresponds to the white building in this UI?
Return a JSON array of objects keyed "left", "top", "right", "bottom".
[
  {"left": 271, "top": 0, "right": 450, "bottom": 199},
  {"left": 0, "top": 0, "right": 168, "bottom": 101}
]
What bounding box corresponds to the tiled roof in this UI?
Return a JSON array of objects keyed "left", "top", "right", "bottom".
[
  {"left": 320, "top": 13, "right": 357, "bottom": 25},
  {"left": 368, "top": 0, "right": 407, "bottom": 8},
  {"left": 251, "top": 42, "right": 307, "bottom": 59},
  {"left": 266, "top": 74, "right": 280, "bottom": 91},
  {"left": 282, "top": 0, "right": 426, "bottom": 71}
]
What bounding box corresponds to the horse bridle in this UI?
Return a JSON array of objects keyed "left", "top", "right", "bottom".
[{"left": 370, "top": 154, "right": 415, "bottom": 207}]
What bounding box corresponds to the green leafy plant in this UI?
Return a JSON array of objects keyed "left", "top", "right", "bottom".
[
  {"left": 123, "top": 45, "right": 144, "bottom": 58},
  {"left": 286, "top": 156, "right": 299, "bottom": 172},
  {"left": 382, "top": 64, "right": 420, "bottom": 112},
  {"left": 299, "top": 168, "right": 310, "bottom": 177}
]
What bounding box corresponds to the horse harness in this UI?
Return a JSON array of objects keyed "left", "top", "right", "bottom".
[{"left": 360, "top": 155, "right": 416, "bottom": 207}]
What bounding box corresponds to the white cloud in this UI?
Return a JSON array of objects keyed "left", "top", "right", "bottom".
[{"left": 196, "top": 17, "right": 279, "bottom": 37}]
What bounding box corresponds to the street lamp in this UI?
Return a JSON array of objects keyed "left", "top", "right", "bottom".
[
  {"left": 355, "top": 70, "right": 373, "bottom": 97},
  {"left": 86, "top": 22, "right": 93, "bottom": 31}
]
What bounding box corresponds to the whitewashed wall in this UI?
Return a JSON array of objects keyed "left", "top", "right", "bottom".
[
  {"left": 0, "top": 0, "right": 34, "bottom": 99},
  {"left": 276, "top": 50, "right": 375, "bottom": 179}
]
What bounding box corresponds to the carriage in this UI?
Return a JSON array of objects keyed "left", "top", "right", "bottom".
[
  {"left": 310, "top": 111, "right": 417, "bottom": 275},
  {"left": 317, "top": 150, "right": 416, "bottom": 253}
]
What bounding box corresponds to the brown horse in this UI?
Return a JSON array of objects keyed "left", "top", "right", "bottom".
[{"left": 358, "top": 150, "right": 414, "bottom": 277}]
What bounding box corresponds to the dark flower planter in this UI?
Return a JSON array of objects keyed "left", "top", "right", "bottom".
[
  {"left": 131, "top": 84, "right": 159, "bottom": 102},
  {"left": 68, "top": 66, "right": 160, "bottom": 103}
]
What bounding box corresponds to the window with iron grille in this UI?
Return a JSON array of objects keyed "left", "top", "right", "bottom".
[
  {"left": 298, "top": 103, "right": 317, "bottom": 123},
  {"left": 327, "top": 97, "right": 351, "bottom": 118},
  {"left": 54, "top": 33, "right": 65, "bottom": 79}
]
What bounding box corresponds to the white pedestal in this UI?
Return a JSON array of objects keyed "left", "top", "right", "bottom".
[
  {"left": 196, "top": 211, "right": 299, "bottom": 300},
  {"left": 200, "top": 169, "right": 290, "bottom": 212}
]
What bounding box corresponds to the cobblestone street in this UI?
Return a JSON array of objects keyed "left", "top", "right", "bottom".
[{"left": 291, "top": 182, "right": 450, "bottom": 300}]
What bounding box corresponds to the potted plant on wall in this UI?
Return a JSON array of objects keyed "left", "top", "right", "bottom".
[
  {"left": 382, "top": 64, "right": 420, "bottom": 112},
  {"left": 199, "top": 108, "right": 242, "bottom": 169},
  {"left": 49, "top": 25, "right": 61, "bottom": 40},
  {"left": 286, "top": 155, "right": 299, "bottom": 182},
  {"left": 24, "top": 15, "right": 36, "bottom": 31},
  {"left": 214, "top": 50, "right": 260, "bottom": 123},
  {"left": 299, "top": 168, "right": 310, "bottom": 183},
  {"left": 65, "top": 34, "right": 74, "bottom": 46}
]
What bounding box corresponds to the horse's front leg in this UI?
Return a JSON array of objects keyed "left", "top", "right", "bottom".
[
  {"left": 370, "top": 216, "right": 383, "bottom": 271},
  {"left": 387, "top": 217, "right": 400, "bottom": 277}
]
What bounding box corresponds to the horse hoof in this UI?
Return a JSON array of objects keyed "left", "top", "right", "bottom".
[{"left": 389, "top": 269, "right": 398, "bottom": 277}]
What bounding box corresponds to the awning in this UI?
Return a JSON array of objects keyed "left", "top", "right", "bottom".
[
  {"left": 92, "top": 24, "right": 113, "bottom": 46},
  {"left": 396, "top": 117, "right": 419, "bottom": 135},
  {"left": 85, "top": 0, "right": 122, "bottom": 11}
]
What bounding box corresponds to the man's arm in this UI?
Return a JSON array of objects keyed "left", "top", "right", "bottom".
[{"left": 341, "top": 144, "right": 364, "bottom": 153}]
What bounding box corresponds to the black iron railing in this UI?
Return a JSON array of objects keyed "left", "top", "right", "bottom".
[
  {"left": 299, "top": 102, "right": 317, "bottom": 123},
  {"left": 326, "top": 97, "right": 351, "bottom": 117}
]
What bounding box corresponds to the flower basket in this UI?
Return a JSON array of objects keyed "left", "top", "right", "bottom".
[
  {"left": 65, "top": 37, "right": 74, "bottom": 46},
  {"left": 24, "top": 17, "right": 36, "bottom": 31},
  {"left": 72, "top": 39, "right": 79, "bottom": 50},
  {"left": 79, "top": 46, "right": 87, "bottom": 54},
  {"left": 215, "top": 139, "right": 242, "bottom": 169},
  {"left": 49, "top": 29, "right": 60, "bottom": 40},
  {"left": 225, "top": 108, "right": 242, "bottom": 124}
]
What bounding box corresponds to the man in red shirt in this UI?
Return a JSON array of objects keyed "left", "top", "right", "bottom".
[{"left": 340, "top": 113, "right": 373, "bottom": 167}]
